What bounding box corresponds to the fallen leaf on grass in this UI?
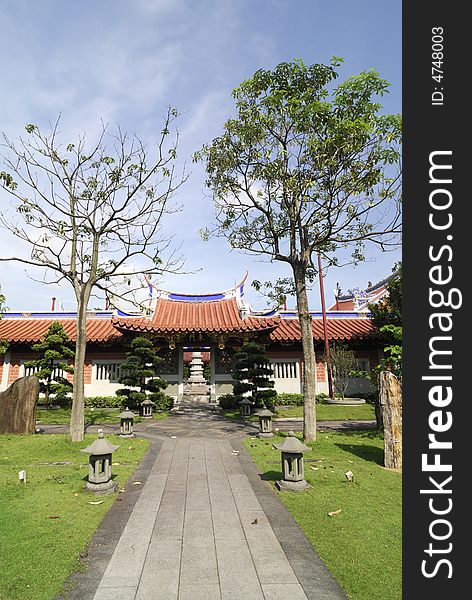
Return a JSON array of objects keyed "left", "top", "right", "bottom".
[
  {"left": 89, "top": 501, "right": 103, "bottom": 505},
  {"left": 328, "top": 509, "right": 342, "bottom": 517},
  {"left": 128, "top": 446, "right": 134, "bottom": 450},
  {"left": 310, "top": 466, "right": 319, "bottom": 471},
  {"left": 73, "top": 493, "right": 79, "bottom": 497},
  {"left": 48, "top": 515, "right": 60, "bottom": 519},
  {"left": 119, "top": 488, "right": 126, "bottom": 493},
  {"left": 345, "top": 470, "right": 354, "bottom": 482},
  {"left": 113, "top": 462, "right": 120, "bottom": 466}
]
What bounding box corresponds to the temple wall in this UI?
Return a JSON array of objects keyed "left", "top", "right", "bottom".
[
  {"left": 1, "top": 344, "right": 381, "bottom": 399},
  {"left": 214, "top": 381, "right": 234, "bottom": 396},
  {"left": 1, "top": 346, "right": 179, "bottom": 398}
]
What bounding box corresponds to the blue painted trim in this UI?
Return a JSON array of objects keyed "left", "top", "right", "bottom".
[
  {"left": 116, "top": 309, "right": 141, "bottom": 317},
  {"left": 167, "top": 293, "right": 225, "bottom": 302},
  {"left": 256, "top": 309, "right": 278, "bottom": 317}
]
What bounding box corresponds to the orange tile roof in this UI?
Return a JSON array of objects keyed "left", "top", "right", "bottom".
[
  {"left": 0, "top": 317, "right": 123, "bottom": 344},
  {"left": 270, "top": 317, "right": 375, "bottom": 342},
  {"left": 113, "top": 298, "right": 280, "bottom": 334},
  {"left": 327, "top": 298, "right": 356, "bottom": 311},
  {"left": 0, "top": 306, "right": 376, "bottom": 345}
]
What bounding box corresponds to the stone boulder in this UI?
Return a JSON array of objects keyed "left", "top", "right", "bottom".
[{"left": 0, "top": 376, "right": 40, "bottom": 434}]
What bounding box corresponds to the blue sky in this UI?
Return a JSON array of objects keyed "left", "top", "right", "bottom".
[{"left": 0, "top": 0, "right": 401, "bottom": 312}]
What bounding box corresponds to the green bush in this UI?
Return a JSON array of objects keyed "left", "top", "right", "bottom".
[
  {"left": 150, "top": 393, "right": 174, "bottom": 412},
  {"left": 38, "top": 394, "right": 73, "bottom": 409},
  {"left": 84, "top": 396, "right": 123, "bottom": 408},
  {"left": 218, "top": 394, "right": 240, "bottom": 409},
  {"left": 274, "top": 393, "right": 304, "bottom": 406},
  {"left": 274, "top": 392, "right": 329, "bottom": 406}
]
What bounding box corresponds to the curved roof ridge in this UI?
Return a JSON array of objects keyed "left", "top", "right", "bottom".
[{"left": 144, "top": 272, "right": 249, "bottom": 303}]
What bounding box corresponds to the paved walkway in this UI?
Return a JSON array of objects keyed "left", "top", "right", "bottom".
[{"left": 63, "top": 404, "right": 348, "bottom": 600}]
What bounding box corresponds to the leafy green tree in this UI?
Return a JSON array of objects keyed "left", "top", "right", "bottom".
[
  {"left": 231, "top": 342, "right": 277, "bottom": 410},
  {"left": 195, "top": 59, "right": 401, "bottom": 441},
  {"left": 23, "top": 321, "right": 74, "bottom": 406},
  {"left": 368, "top": 264, "right": 402, "bottom": 428},
  {"left": 116, "top": 337, "right": 170, "bottom": 411},
  {"left": 369, "top": 263, "right": 402, "bottom": 329},
  {"left": 369, "top": 263, "right": 402, "bottom": 374},
  {"left": 328, "top": 343, "right": 358, "bottom": 400},
  {"left": 0, "top": 111, "right": 186, "bottom": 441}
]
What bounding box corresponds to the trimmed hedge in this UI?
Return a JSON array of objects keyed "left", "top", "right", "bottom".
[
  {"left": 274, "top": 392, "right": 329, "bottom": 406},
  {"left": 84, "top": 396, "right": 123, "bottom": 408}
]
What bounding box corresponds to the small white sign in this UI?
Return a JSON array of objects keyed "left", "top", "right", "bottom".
[{"left": 18, "top": 470, "right": 26, "bottom": 483}]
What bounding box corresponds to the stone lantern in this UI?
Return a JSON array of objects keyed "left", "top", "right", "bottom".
[
  {"left": 140, "top": 398, "right": 154, "bottom": 419},
  {"left": 257, "top": 409, "right": 274, "bottom": 438},
  {"left": 239, "top": 397, "right": 253, "bottom": 417},
  {"left": 274, "top": 431, "right": 311, "bottom": 492},
  {"left": 119, "top": 407, "right": 136, "bottom": 437},
  {"left": 81, "top": 432, "right": 120, "bottom": 495}
]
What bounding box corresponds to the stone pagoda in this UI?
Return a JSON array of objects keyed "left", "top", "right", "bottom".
[{"left": 183, "top": 351, "right": 209, "bottom": 400}]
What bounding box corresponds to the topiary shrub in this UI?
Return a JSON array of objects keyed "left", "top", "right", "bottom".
[
  {"left": 231, "top": 342, "right": 277, "bottom": 409},
  {"left": 116, "top": 336, "right": 168, "bottom": 410}
]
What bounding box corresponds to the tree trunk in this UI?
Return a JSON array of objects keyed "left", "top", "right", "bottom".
[
  {"left": 293, "top": 263, "right": 317, "bottom": 442},
  {"left": 379, "top": 371, "right": 402, "bottom": 468},
  {"left": 70, "top": 290, "right": 90, "bottom": 442}
]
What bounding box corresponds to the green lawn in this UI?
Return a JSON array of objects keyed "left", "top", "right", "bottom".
[
  {"left": 36, "top": 407, "right": 170, "bottom": 425},
  {"left": 275, "top": 403, "right": 376, "bottom": 421},
  {"left": 244, "top": 431, "right": 401, "bottom": 600},
  {"left": 223, "top": 402, "right": 376, "bottom": 422},
  {"left": 0, "top": 433, "right": 150, "bottom": 600}
]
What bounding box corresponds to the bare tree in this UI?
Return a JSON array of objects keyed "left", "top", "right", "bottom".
[
  {"left": 195, "top": 60, "right": 401, "bottom": 441},
  {"left": 328, "top": 342, "right": 358, "bottom": 400},
  {"left": 0, "top": 110, "right": 187, "bottom": 441}
]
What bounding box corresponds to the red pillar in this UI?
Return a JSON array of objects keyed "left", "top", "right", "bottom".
[{"left": 317, "top": 254, "right": 334, "bottom": 399}]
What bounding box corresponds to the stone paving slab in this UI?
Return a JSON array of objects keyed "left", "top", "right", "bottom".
[{"left": 64, "top": 407, "right": 349, "bottom": 600}]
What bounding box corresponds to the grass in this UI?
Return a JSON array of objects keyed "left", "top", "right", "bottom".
[
  {"left": 36, "top": 407, "right": 170, "bottom": 425},
  {"left": 244, "top": 430, "right": 401, "bottom": 600},
  {"left": 222, "top": 402, "right": 376, "bottom": 422},
  {"left": 275, "top": 403, "right": 376, "bottom": 421},
  {"left": 0, "top": 433, "right": 150, "bottom": 600}
]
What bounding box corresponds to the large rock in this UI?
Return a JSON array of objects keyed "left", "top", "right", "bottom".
[
  {"left": 0, "top": 376, "right": 40, "bottom": 434},
  {"left": 379, "top": 371, "right": 402, "bottom": 469}
]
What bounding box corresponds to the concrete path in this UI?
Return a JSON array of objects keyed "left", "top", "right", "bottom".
[{"left": 63, "top": 404, "right": 348, "bottom": 600}]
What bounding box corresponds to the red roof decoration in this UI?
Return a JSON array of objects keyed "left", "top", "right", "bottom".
[
  {"left": 0, "top": 274, "right": 380, "bottom": 345},
  {"left": 113, "top": 298, "right": 280, "bottom": 334}
]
